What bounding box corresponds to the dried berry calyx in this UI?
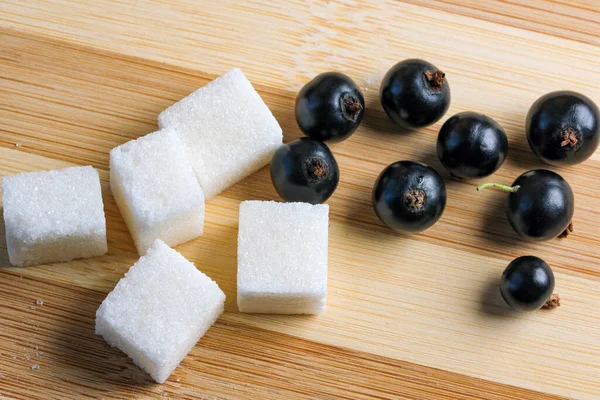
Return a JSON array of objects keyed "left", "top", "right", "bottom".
[
  {"left": 559, "top": 126, "right": 579, "bottom": 148},
  {"left": 542, "top": 294, "right": 561, "bottom": 309},
  {"left": 424, "top": 70, "right": 446, "bottom": 87},
  {"left": 404, "top": 189, "right": 426, "bottom": 211},
  {"left": 341, "top": 94, "right": 364, "bottom": 122}
]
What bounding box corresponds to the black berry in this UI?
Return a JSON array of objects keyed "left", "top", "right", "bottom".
[
  {"left": 500, "top": 256, "right": 558, "bottom": 311},
  {"left": 527, "top": 91, "right": 599, "bottom": 166},
  {"left": 295, "top": 72, "right": 364, "bottom": 142},
  {"left": 372, "top": 161, "right": 446, "bottom": 233},
  {"left": 437, "top": 112, "right": 508, "bottom": 179},
  {"left": 380, "top": 59, "right": 450, "bottom": 130},
  {"left": 478, "top": 170, "right": 574, "bottom": 241},
  {"left": 270, "top": 138, "right": 339, "bottom": 204}
]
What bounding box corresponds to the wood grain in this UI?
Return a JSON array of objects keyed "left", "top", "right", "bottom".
[
  {"left": 0, "top": 273, "right": 568, "bottom": 400},
  {"left": 404, "top": 0, "right": 600, "bottom": 46},
  {"left": 0, "top": 1, "right": 599, "bottom": 399}
]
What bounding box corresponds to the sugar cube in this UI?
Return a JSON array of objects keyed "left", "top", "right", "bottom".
[
  {"left": 237, "top": 201, "right": 328, "bottom": 314},
  {"left": 2, "top": 166, "right": 107, "bottom": 267},
  {"left": 158, "top": 68, "right": 283, "bottom": 199},
  {"left": 96, "top": 239, "right": 225, "bottom": 383},
  {"left": 110, "top": 128, "right": 205, "bottom": 255}
]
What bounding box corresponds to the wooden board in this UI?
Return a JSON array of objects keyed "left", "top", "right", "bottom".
[{"left": 0, "top": 1, "right": 599, "bottom": 399}]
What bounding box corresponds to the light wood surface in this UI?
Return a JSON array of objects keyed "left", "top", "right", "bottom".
[{"left": 0, "top": 1, "right": 599, "bottom": 399}]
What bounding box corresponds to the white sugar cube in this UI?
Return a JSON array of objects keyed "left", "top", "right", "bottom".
[
  {"left": 2, "top": 166, "right": 107, "bottom": 267},
  {"left": 110, "top": 128, "right": 205, "bottom": 255},
  {"left": 237, "top": 201, "right": 328, "bottom": 314},
  {"left": 96, "top": 239, "right": 225, "bottom": 383},
  {"left": 158, "top": 68, "right": 283, "bottom": 199}
]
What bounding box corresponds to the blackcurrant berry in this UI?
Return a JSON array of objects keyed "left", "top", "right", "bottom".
[
  {"left": 270, "top": 138, "right": 339, "bottom": 204},
  {"left": 295, "top": 72, "right": 364, "bottom": 142},
  {"left": 437, "top": 112, "right": 508, "bottom": 179},
  {"left": 372, "top": 161, "right": 446, "bottom": 233},
  {"left": 527, "top": 91, "right": 599, "bottom": 166},
  {"left": 478, "top": 170, "right": 574, "bottom": 241},
  {"left": 500, "top": 256, "right": 559, "bottom": 311},
  {"left": 380, "top": 59, "right": 450, "bottom": 130}
]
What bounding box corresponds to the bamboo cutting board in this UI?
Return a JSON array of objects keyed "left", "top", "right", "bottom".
[{"left": 0, "top": 1, "right": 599, "bottom": 399}]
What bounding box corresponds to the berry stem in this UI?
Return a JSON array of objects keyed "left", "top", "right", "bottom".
[{"left": 476, "top": 183, "right": 520, "bottom": 193}]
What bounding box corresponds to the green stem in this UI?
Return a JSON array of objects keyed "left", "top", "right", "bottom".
[{"left": 476, "top": 183, "right": 520, "bottom": 193}]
